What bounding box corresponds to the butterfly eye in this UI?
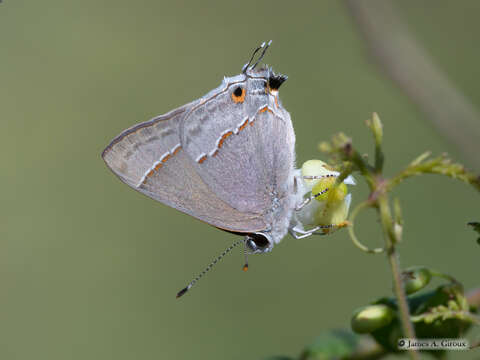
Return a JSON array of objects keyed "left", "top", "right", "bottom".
[
  {"left": 246, "top": 232, "right": 271, "bottom": 253},
  {"left": 231, "top": 86, "right": 246, "bottom": 103}
]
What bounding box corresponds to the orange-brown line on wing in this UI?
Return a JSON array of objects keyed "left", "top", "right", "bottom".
[
  {"left": 211, "top": 131, "right": 231, "bottom": 158},
  {"left": 144, "top": 162, "right": 163, "bottom": 181},
  {"left": 198, "top": 155, "right": 207, "bottom": 163},
  {"left": 259, "top": 106, "right": 273, "bottom": 114},
  {"left": 201, "top": 105, "right": 272, "bottom": 163},
  {"left": 211, "top": 118, "right": 249, "bottom": 158},
  {"left": 238, "top": 118, "right": 249, "bottom": 132},
  {"left": 162, "top": 154, "right": 172, "bottom": 163},
  {"left": 217, "top": 131, "right": 233, "bottom": 150},
  {"left": 141, "top": 146, "right": 182, "bottom": 185},
  {"left": 249, "top": 106, "right": 271, "bottom": 126}
]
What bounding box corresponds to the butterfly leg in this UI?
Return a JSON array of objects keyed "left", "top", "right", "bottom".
[
  {"left": 290, "top": 222, "right": 349, "bottom": 239},
  {"left": 289, "top": 224, "right": 329, "bottom": 239}
]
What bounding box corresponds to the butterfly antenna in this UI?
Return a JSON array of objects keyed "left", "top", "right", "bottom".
[
  {"left": 242, "top": 40, "right": 272, "bottom": 73},
  {"left": 176, "top": 237, "right": 245, "bottom": 298},
  {"left": 251, "top": 40, "right": 272, "bottom": 70}
]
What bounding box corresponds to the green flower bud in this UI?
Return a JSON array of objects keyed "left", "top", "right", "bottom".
[
  {"left": 447, "top": 300, "right": 459, "bottom": 311},
  {"left": 402, "top": 266, "right": 432, "bottom": 295},
  {"left": 351, "top": 304, "right": 395, "bottom": 334},
  {"left": 366, "top": 112, "right": 383, "bottom": 146}
]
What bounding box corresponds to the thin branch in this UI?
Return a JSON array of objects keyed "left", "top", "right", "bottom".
[{"left": 388, "top": 154, "right": 480, "bottom": 192}]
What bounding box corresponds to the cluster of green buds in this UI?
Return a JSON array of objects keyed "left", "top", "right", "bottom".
[
  {"left": 350, "top": 267, "right": 477, "bottom": 353},
  {"left": 294, "top": 159, "right": 356, "bottom": 235}
]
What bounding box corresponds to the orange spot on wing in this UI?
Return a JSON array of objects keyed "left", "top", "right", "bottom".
[
  {"left": 231, "top": 88, "right": 246, "bottom": 103},
  {"left": 172, "top": 146, "right": 182, "bottom": 155}
]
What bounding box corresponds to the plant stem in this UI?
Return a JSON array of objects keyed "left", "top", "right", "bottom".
[{"left": 377, "top": 195, "right": 419, "bottom": 360}]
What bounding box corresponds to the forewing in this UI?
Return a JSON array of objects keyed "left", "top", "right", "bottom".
[
  {"left": 102, "top": 104, "right": 192, "bottom": 187},
  {"left": 102, "top": 103, "right": 266, "bottom": 232}
]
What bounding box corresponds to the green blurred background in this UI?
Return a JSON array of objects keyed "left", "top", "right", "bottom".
[{"left": 1, "top": 1, "right": 478, "bottom": 359}]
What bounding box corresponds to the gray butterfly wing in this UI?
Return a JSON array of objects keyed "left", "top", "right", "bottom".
[
  {"left": 103, "top": 104, "right": 192, "bottom": 187},
  {"left": 102, "top": 102, "right": 267, "bottom": 232},
  {"left": 179, "top": 71, "right": 295, "bottom": 218}
]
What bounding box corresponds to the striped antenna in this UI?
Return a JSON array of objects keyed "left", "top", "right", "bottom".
[
  {"left": 176, "top": 237, "right": 245, "bottom": 298},
  {"left": 242, "top": 40, "right": 272, "bottom": 73},
  {"left": 251, "top": 40, "right": 272, "bottom": 70}
]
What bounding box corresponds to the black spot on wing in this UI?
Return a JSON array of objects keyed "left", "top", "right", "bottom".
[{"left": 268, "top": 73, "right": 288, "bottom": 90}]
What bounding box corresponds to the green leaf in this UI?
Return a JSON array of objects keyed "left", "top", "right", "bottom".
[
  {"left": 468, "top": 222, "right": 480, "bottom": 245},
  {"left": 300, "top": 329, "right": 360, "bottom": 360}
]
